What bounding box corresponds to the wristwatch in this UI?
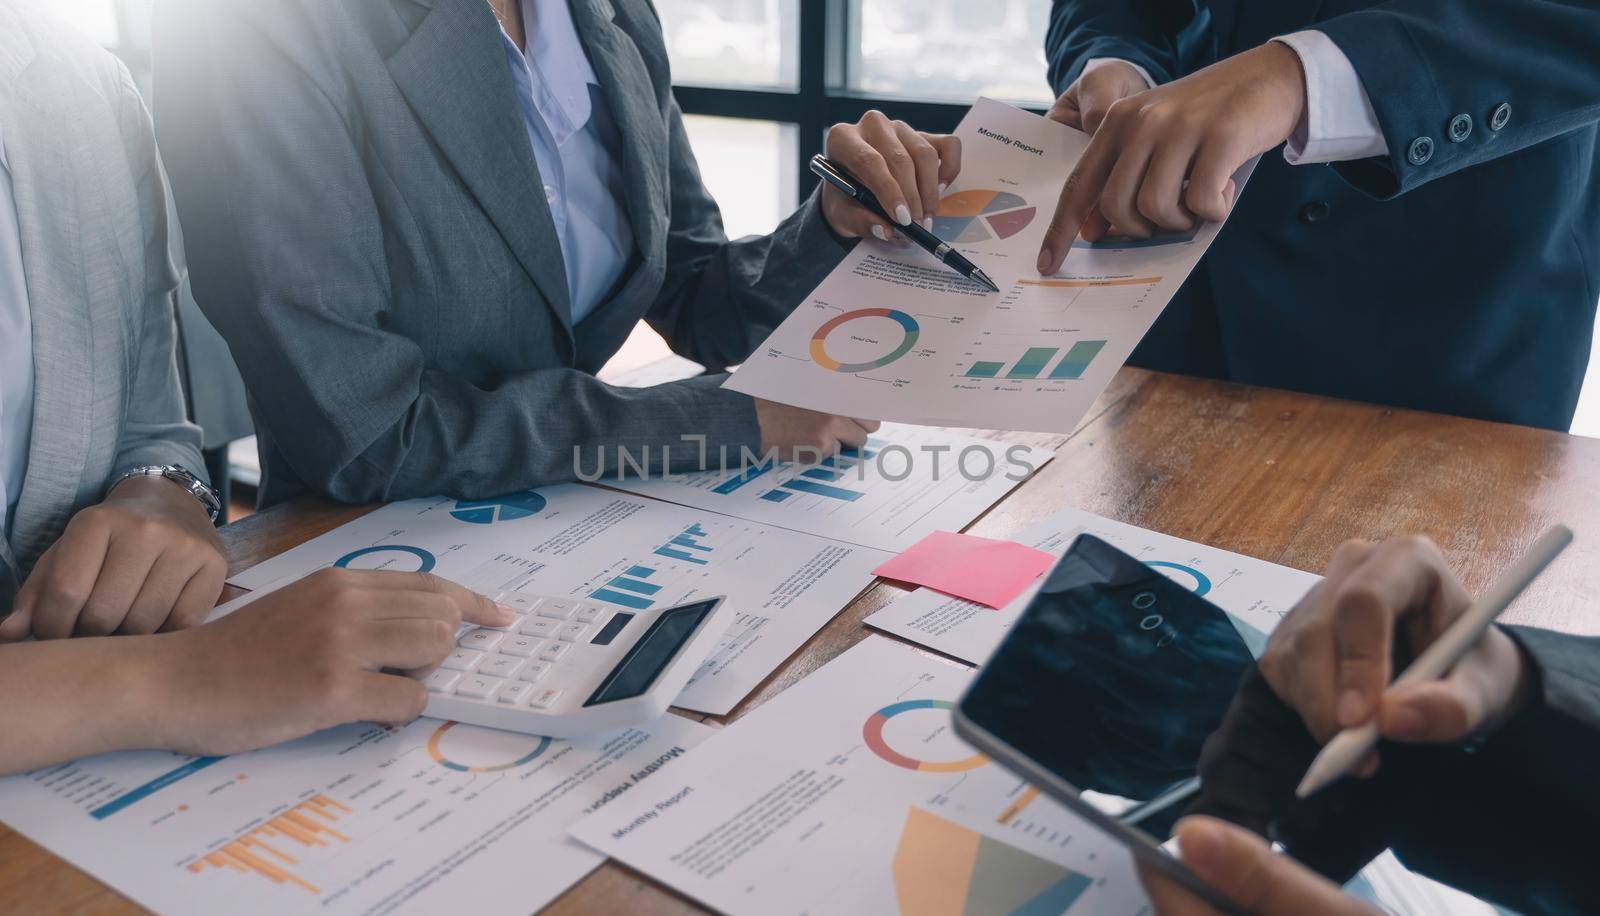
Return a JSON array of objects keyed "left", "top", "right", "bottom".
[{"left": 114, "top": 465, "right": 224, "bottom": 524}]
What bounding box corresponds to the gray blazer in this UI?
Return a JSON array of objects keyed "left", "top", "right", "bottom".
[
  {"left": 0, "top": 7, "right": 205, "bottom": 606},
  {"left": 154, "top": 0, "right": 848, "bottom": 507}
]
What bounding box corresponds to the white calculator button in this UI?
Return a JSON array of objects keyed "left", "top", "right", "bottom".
[
  {"left": 519, "top": 617, "right": 560, "bottom": 639},
  {"left": 441, "top": 648, "right": 485, "bottom": 671},
  {"left": 535, "top": 600, "right": 577, "bottom": 620},
  {"left": 454, "top": 675, "right": 503, "bottom": 700},
  {"left": 479, "top": 655, "right": 522, "bottom": 679},
  {"left": 422, "top": 669, "right": 461, "bottom": 693},
  {"left": 576, "top": 603, "right": 605, "bottom": 622},
  {"left": 529, "top": 687, "right": 565, "bottom": 710},
  {"left": 499, "top": 594, "right": 542, "bottom": 615},
  {"left": 537, "top": 642, "right": 571, "bottom": 663},
  {"left": 558, "top": 622, "right": 588, "bottom": 642},
  {"left": 499, "top": 635, "right": 544, "bottom": 657},
  {"left": 457, "top": 628, "right": 505, "bottom": 652},
  {"left": 518, "top": 661, "right": 551, "bottom": 682},
  {"left": 497, "top": 681, "right": 533, "bottom": 704}
]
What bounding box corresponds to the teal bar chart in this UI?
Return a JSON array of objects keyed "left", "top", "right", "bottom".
[
  {"left": 964, "top": 361, "right": 1004, "bottom": 378},
  {"left": 1006, "top": 347, "right": 1058, "bottom": 379},
  {"left": 1048, "top": 340, "right": 1107, "bottom": 379}
]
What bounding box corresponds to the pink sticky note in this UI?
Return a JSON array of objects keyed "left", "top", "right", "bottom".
[{"left": 874, "top": 530, "right": 1056, "bottom": 608}]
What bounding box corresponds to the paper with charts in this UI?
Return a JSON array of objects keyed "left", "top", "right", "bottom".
[
  {"left": 570, "top": 636, "right": 1150, "bottom": 915},
  {"left": 0, "top": 710, "right": 710, "bottom": 916},
  {"left": 228, "top": 484, "right": 887, "bottom": 715},
  {"left": 866, "top": 507, "right": 1321, "bottom": 666},
  {"left": 600, "top": 424, "right": 1055, "bottom": 552},
  {"left": 725, "top": 97, "right": 1253, "bottom": 432}
]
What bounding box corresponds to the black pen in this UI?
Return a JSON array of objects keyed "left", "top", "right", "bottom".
[{"left": 810, "top": 154, "right": 1000, "bottom": 293}]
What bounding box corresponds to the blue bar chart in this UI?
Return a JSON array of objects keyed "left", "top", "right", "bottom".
[
  {"left": 654, "top": 523, "right": 715, "bottom": 565},
  {"left": 962, "top": 341, "right": 1108, "bottom": 381},
  {"left": 591, "top": 564, "right": 662, "bottom": 610},
  {"left": 755, "top": 436, "right": 886, "bottom": 505}
]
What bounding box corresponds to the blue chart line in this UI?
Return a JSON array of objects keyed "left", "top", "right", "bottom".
[
  {"left": 335, "top": 545, "right": 437, "bottom": 573},
  {"left": 782, "top": 478, "right": 865, "bottom": 502},
  {"left": 90, "top": 755, "right": 225, "bottom": 820},
  {"left": 802, "top": 467, "right": 844, "bottom": 481},
  {"left": 761, "top": 490, "right": 791, "bottom": 502},
  {"left": 592, "top": 566, "right": 659, "bottom": 609},
  {"left": 654, "top": 523, "right": 714, "bottom": 565},
  {"left": 711, "top": 462, "right": 773, "bottom": 495},
  {"left": 1145, "top": 560, "right": 1212, "bottom": 596}
]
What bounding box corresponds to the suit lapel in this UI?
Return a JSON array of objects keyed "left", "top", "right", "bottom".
[
  {"left": 384, "top": 0, "right": 575, "bottom": 338},
  {"left": 2, "top": 18, "right": 97, "bottom": 568},
  {"left": 567, "top": 0, "right": 664, "bottom": 284}
]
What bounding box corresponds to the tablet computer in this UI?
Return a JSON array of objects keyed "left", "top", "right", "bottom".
[{"left": 952, "top": 533, "right": 1259, "bottom": 913}]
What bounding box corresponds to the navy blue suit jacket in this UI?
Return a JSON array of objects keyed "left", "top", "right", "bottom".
[{"left": 1047, "top": 0, "right": 1600, "bottom": 430}]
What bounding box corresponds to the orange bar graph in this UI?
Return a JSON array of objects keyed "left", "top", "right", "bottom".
[
  {"left": 996, "top": 785, "right": 1041, "bottom": 825},
  {"left": 186, "top": 794, "right": 354, "bottom": 894},
  {"left": 1017, "top": 276, "right": 1161, "bottom": 288}
]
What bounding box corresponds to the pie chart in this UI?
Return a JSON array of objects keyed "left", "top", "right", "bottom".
[
  {"left": 932, "top": 189, "right": 1037, "bottom": 244},
  {"left": 450, "top": 490, "right": 548, "bottom": 525}
]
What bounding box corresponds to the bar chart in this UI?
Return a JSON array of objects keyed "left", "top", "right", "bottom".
[
  {"left": 654, "top": 523, "right": 716, "bottom": 565},
  {"left": 185, "top": 795, "right": 352, "bottom": 894},
  {"left": 963, "top": 340, "right": 1107, "bottom": 381},
  {"left": 758, "top": 439, "right": 883, "bottom": 504},
  {"left": 591, "top": 564, "right": 665, "bottom": 610}
]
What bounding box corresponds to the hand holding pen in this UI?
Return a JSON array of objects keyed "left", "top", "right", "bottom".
[{"left": 812, "top": 114, "right": 996, "bottom": 291}]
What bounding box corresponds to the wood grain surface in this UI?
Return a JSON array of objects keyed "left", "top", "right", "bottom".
[{"left": 5, "top": 368, "right": 1596, "bottom": 915}]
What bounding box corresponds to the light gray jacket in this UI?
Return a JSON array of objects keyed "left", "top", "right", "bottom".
[
  {"left": 0, "top": 6, "right": 205, "bottom": 606},
  {"left": 154, "top": 0, "right": 849, "bottom": 507}
]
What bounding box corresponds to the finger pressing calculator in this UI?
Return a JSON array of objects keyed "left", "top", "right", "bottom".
[{"left": 419, "top": 591, "right": 732, "bottom": 738}]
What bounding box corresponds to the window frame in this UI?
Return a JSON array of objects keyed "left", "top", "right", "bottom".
[{"left": 671, "top": 0, "right": 1048, "bottom": 206}]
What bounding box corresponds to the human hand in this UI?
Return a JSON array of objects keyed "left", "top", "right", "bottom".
[
  {"left": 149, "top": 569, "right": 515, "bottom": 755},
  {"left": 1140, "top": 816, "right": 1379, "bottom": 915},
  {"left": 2, "top": 476, "right": 228, "bottom": 641},
  {"left": 753, "top": 399, "right": 879, "bottom": 462},
  {"left": 1037, "top": 42, "right": 1307, "bottom": 274},
  {"left": 1260, "top": 537, "right": 1532, "bottom": 769},
  {"left": 820, "top": 110, "right": 962, "bottom": 242},
  {"left": 1047, "top": 59, "right": 1152, "bottom": 134}
]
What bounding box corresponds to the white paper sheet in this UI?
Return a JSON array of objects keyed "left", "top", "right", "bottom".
[
  {"left": 725, "top": 98, "right": 1254, "bottom": 433},
  {"left": 596, "top": 424, "right": 1054, "bottom": 552},
  {"left": 570, "top": 636, "right": 1149, "bottom": 915},
  {"left": 865, "top": 506, "right": 1320, "bottom": 665},
  {"left": 0, "top": 713, "right": 710, "bottom": 916},
  {"left": 228, "top": 484, "right": 887, "bottom": 715}
]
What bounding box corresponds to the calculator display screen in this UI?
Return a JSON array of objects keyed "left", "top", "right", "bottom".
[{"left": 584, "top": 599, "right": 718, "bottom": 706}]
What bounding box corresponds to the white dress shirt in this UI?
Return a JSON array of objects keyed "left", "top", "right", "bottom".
[
  {"left": 0, "top": 121, "right": 35, "bottom": 539},
  {"left": 499, "top": 0, "right": 634, "bottom": 324},
  {"left": 1086, "top": 29, "right": 1388, "bottom": 166}
]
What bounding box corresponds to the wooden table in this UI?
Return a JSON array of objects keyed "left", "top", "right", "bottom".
[{"left": 5, "top": 368, "right": 1597, "bottom": 915}]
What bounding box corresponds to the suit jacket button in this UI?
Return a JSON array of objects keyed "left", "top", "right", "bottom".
[
  {"left": 1299, "top": 201, "right": 1331, "bottom": 224},
  {"left": 1490, "top": 102, "right": 1512, "bottom": 131},
  {"left": 1407, "top": 136, "right": 1434, "bottom": 165},
  {"left": 1448, "top": 113, "right": 1473, "bottom": 142}
]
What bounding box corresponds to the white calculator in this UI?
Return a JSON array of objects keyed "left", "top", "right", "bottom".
[{"left": 419, "top": 591, "right": 732, "bottom": 738}]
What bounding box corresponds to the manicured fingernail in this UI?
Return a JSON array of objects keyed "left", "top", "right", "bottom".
[
  {"left": 894, "top": 203, "right": 912, "bottom": 225},
  {"left": 871, "top": 225, "right": 889, "bottom": 241},
  {"left": 938, "top": 182, "right": 948, "bottom": 198},
  {"left": 1337, "top": 689, "right": 1367, "bottom": 727},
  {"left": 1036, "top": 248, "right": 1052, "bottom": 273},
  {"left": 922, "top": 217, "right": 933, "bottom": 231}
]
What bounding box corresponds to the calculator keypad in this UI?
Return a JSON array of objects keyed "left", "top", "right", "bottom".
[{"left": 436, "top": 595, "right": 629, "bottom": 712}]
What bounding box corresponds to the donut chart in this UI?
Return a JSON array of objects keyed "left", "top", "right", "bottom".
[
  {"left": 1145, "top": 560, "right": 1212, "bottom": 596},
  {"left": 863, "top": 699, "right": 988, "bottom": 772},
  {"left": 933, "top": 189, "right": 1037, "bottom": 244},
  {"left": 810, "top": 308, "right": 920, "bottom": 373},
  {"left": 334, "top": 544, "right": 437, "bottom": 573},
  {"left": 426, "top": 722, "right": 552, "bottom": 773}
]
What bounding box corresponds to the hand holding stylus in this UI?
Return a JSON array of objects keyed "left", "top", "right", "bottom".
[{"left": 1254, "top": 533, "right": 1565, "bottom": 795}]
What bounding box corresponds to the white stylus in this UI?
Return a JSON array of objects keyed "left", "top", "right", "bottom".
[{"left": 1295, "top": 524, "right": 1574, "bottom": 799}]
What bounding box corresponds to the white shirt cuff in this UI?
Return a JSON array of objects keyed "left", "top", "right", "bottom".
[
  {"left": 1083, "top": 57, "right": 1156, "bottom": 90},
  {"left": 1272, "top": 31, "right": 1389, "bottom": 165}
]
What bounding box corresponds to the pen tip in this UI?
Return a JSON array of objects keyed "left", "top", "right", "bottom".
[{"left": 975, "top": 271, "right": 999, "bottom": 293}]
